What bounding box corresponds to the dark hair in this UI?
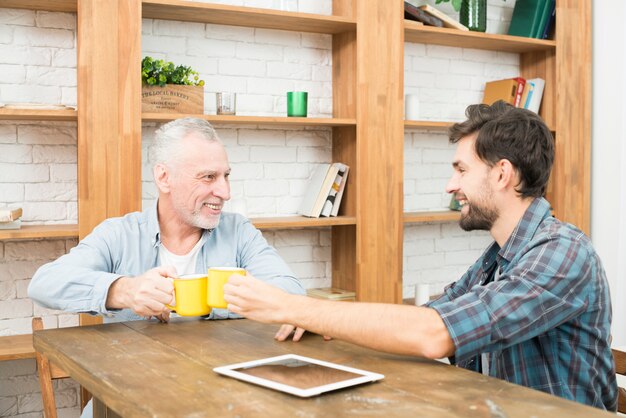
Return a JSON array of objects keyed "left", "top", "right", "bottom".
[{"left": 448, "top": 100, "right": 554, "bottom": 198}]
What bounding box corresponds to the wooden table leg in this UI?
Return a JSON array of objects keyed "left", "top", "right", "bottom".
[{"left": 92, "top": 398, "right": 122, "bottom": 418}]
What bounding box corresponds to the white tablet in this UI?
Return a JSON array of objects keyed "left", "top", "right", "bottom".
[{"left": 213, "top": 354, "right": 384, "bottom": 397}]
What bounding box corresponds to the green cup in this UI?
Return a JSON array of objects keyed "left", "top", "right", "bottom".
[{"left": 287, "top": 91, "right": 308, "bottom": 117}]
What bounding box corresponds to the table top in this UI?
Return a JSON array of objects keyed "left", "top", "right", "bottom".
[{"left": 33, "top": 318, "right": 613, "bottom": 418}]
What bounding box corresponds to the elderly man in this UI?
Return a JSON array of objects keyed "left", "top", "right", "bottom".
[
  {"left": 29, "top": 118, "right": 307, "bottom": 417},
  {"left": 224, "top": 102, "right": 618, "bottom": 411},
  {"left": 29, "top": 117, "right": 304, "bottom": 325}
]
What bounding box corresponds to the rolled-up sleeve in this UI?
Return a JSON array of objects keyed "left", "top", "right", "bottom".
[{"left": 28, "top": 220, "right": 124, "bottom": 314}]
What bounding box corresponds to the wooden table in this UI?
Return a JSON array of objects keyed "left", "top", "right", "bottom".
[{"left": 33, "top": 318, "right": 614, "bottom": 418}]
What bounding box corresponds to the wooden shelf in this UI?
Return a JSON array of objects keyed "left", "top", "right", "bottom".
[
  {"left": 0, "top": 334, "right": 35, "bottom": 361},
  {"left": 403, "top": 210, "right": 461, "bottom": 224},
  {"left": 0, "top": 108, "right": 77, "bottom": 121},
  {"left": 0, "top": 224, "right": 79, "bottom": 241},
  {"left": 404, "top": 21, "right": 556, "bottom": 53},
  {"left": 404, "top": 120, "right": 452, "bottom": 130},
  {"left": 142, "top": 0, "right": 356, "bottom": 34},
  {"left": 250, "top": 215, "right": 356, "bottom": 230},
  {"left": 0, "top": 0, "right": 76, "bottom": 12},
  {"left": 143, "top": 113, "right": 356, "bottom": 127}
]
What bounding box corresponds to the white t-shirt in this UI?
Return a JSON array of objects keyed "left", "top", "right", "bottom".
[{"left": 158, "top": 236, "right": 205, "bottom": 276}]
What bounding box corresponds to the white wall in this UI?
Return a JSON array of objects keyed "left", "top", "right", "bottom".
[{"left": 591, "top": 1, "right": 626, "bottom": 347}]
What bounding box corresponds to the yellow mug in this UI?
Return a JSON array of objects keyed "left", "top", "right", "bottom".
[
  {"left": 166, "top": 274, "right": 211, "bottom": 317},
  {"left": 207, "top": 267, "right": 246, "bottom": 309}
]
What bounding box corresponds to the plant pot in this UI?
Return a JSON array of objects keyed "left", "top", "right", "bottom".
[
  {"left": 141, "top": 84, "right": 204, "bottom": 114},
  {"left": 460, "top": 0, "right": 487, "bottom": 32}
]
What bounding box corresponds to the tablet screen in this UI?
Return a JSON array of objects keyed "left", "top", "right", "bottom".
[
  {"left": 214, "top": 354, "right": 384, "bottom": 397},
  {"left": 234, "top": 357, "right": 362, "bottom": 389}
]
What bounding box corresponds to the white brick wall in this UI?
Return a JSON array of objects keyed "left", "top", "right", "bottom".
[
  {"left": 401, "top": 0, "right": 515, "bottom": 300},
  {"left": 0, "top": 2, "right": 519, "bottom": 416}
]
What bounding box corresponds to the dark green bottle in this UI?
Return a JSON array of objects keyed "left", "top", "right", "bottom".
[{"left": 460, "top": 0, "right": 487, "bottom": 32}]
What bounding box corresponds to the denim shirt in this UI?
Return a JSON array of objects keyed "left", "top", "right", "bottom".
[{"left": 28, "top": 204, "right": 305, "bottom": 322}]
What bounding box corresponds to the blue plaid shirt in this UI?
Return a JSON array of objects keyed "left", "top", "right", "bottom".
[{"left": 428, "top": 197, "right": 617, "bottom": 411}]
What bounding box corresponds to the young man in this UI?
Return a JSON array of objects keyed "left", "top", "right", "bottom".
[
  {"left": 29, "top": 117, "right": 305, "bottom": 325},
  {"left": 224, "top": 101, "right": 617, "bottom": 411}
]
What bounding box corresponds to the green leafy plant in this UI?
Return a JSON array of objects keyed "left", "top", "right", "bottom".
[{"left": 141, "top": 56, "right": 205, "bottom": 87}]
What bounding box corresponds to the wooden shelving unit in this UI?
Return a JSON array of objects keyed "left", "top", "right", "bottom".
[
  {"left": 0, "top": 0, "right": 76, "bottom": 13},
  {"left": 0, "top": 0, "right": 590, "bottom": 352},
  {"left": 251, "top": 215, "right": 356, "bottom": 230},
  {"left": 0, "top": 334, "right": 35, "bottom": 361},
  {"left": 404, "top": 21, "right": 556, "bottom": 53},
  {"left": 143, "top": 113, "right": 356, "bottom": 127},
  {"left": 0, "top": 224, "right": 79, "bottom": 241},
  {"left": 142, "top": 0, "right": 355, "bottom": 33},
  {"left": 0, "top": 108, "right": 77, "bottom": 121},
  {"left": 403, "top": 211, "right": 461, "bottom": 224},
  {"left": 404, "top": 120, "right": 452, "bottom": 130}
]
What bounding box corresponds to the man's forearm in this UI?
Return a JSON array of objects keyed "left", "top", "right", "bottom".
[{"left": 285, "top": 296, "right": 455, "bottom": 359}]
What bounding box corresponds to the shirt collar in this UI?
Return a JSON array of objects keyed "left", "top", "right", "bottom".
[
  {"left": 146, "top": 200, "right": 215, "bottom": 248},
  {"left": 147, "top": 201, "right": 161, "bottom": 248},
  {"left": 498, "top": 197, "right": 552, "bottom": 263}
]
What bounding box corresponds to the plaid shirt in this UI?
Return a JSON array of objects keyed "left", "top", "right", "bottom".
[{"left": 428, "top": 197, "right": 617, "bottom": 411}]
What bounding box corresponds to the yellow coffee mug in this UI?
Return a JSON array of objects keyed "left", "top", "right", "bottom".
[
  {"left": 166, "top": 274, "right": 211, "bottom": 316},
  {"left": 207, "top": 267, "right": 246, "bottom": 309}
]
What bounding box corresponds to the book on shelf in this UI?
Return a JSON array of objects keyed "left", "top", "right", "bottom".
[
  {"left": 523, "top": 78, "right": 545, "bottom": 114},
  {"left": 404, "top": 1, "right": 443, "bottom": 27},
  {"left": 482, "top": 78, "right": 525, "bottom": 106},
  {"left": 330, "top": 164, "right": 350, "bottom": 217},
  {"left": 0, "top": 219, "right": 22, "bottom": 230},
  {"left": 320, "top": 163, "right": 349, "bottom": 217},
  {"left": 298, "top": 163, "right": 340, "bottom": 218},
  {"left": 519, "top": 81, "right": 533, "bottom": 110},
  {"left": 0, "top": 207, "right": 22, "bottom": 223},
  {"left": 512, "top": 77, "right": 526, "bottom": 107},
  {"left": 418, "top": 4, "right": 469, "bottom": 31},
  {"left": 533, "top": 0, "right": 554, "bottom": 38},
  {"left": 540, "top": 0, "right": 556, "bottom": 39},
  {"left": 507, "top": 0, "right": 546, "bottom": 38},
  {"left": 307, "top": 287, "right": 356, "bottom": 302}
]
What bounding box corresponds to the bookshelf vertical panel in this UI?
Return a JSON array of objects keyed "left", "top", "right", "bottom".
[
  {"left": 332, "top": 0, "right": 358, "bottom": 295},
  {"left": 354, "top": 0, "right": 404, "bottom": 303},
  {"left": 77, "top": 0, "right": 142, "bottom": 327},
  {"left": 553, "top": 0, "right": 592, "bottom": 233},
  {"left": 332, "top": 225, "right": 357, "bottom": 292}
]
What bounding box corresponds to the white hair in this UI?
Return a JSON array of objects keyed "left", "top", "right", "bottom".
[{"left": 152, "top": 117, "right": 221, "bottom": 168}]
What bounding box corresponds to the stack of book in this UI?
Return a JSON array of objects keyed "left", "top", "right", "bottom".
[
  {"left": 508, "top": 0, "right": 555, "bottom": 40},
  {"left": 482, "top": 77, "right": 545, "bottom": 114},
  {"left": 298, "top": 162, "right": 350, "bottom": 218},
  {"left": 307, "top": 287, "right": 356, "bottom": 302},
  {"left": 404, "top": 2, "right": 469, "bottom": 31},
  {"left": 0, "top": 207, "right": 23, "bottom": 230}
]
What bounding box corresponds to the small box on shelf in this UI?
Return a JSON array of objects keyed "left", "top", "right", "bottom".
[
  {"left": 142, "top": 85, "right": 204, "bottom": 114},
  {"left": 307, "top": 287, "right": 356, "bottom": 302}
]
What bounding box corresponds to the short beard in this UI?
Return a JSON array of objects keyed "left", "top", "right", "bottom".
[
  {"left": 459, "top": 203, "right": 498, "bottom": 231},
  {"left": 188, "top": 209, "right": 221, "bottom": 230}
]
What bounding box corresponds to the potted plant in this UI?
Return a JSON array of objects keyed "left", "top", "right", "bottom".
[{"left": 141, "top": 56, "right": 205, "bottom": 114}]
